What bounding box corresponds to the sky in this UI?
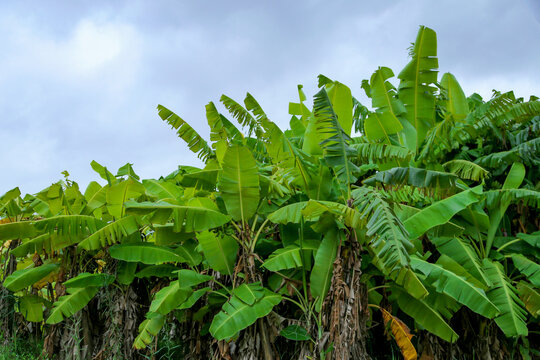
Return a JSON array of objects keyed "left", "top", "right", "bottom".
[{"left": 1, "top": 0, "right": 539, "bottom": 195}]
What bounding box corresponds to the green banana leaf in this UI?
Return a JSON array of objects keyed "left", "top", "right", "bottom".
[
  {"left": 149, "top": 280, "right": 191, "bottom": 315},
  {"left": 218, "top": 145, "right": 260, "bottom": 223},
  {"left": 116, "top": 261, "right": 137, "bottom": 285},
  {"left": 365, "top": 67, "right": 406, "bottom": 143},
  {"left": 209, "top": 286, "right": 281, "bottom": 340},
  {"left": 125, "top": 201, "right": 230, "bottom": 232},
  {"left": 397, "top": 25, "right": 438, "bottom": 150},
  {"left": 198, "top": 231, "right": 238, "bottom": 275},
  {"left": 178, "top": 287, "right": 211, "bottom": 310},
  {"left": 352, "top": 143, "right": 413, "bottom": 165},
  {"left": 363, "top": 167, "right": 458, "bottom": 189},
  {"left": 64, "top": 273, "right": 114, "bottom": 288},
  {"left": 133, "top": 312, "right": 165, "bottom": 349},
  {"left": 440, "top": 73, "right": 469, "bottom": 121},
  {"left": 106, "top": 179, "right": 145, "bottom": 219},
  {"left": 33, "top": 215, "right": 105, "bottom": 237},
  {"left": 142, "top": 179, "right": 183, "bottom": 200},
  {"left": 512, "top": 254, "right": 540, "bottom": 287},
  {"left": 3, "top": 263, "right": 59, "bottom": 292},
  {"left": 443, "top": 160, "right": 489, "bottom": 181},
  {"left": 157, "top": 105, "right": 215, "bottom": 162},
  {"left": 483, "top": 259, "right": 528, "bottom": 337},
  {"left": 403, "top": 186, "right": 482, "bottom": 239},
  {"left": 354, "top": 187, "right": 412, "bottom": 273},
  {"left": 262, "top": 245, "right": 305, "bottom": 271},
  {"left": 135, "top": 265, "right": 178, "bottom": 279},
  {"left": 391, "top": 287, "right": 458, "bottom": 343},
  {"left": 78, "top": 215, "right": 140, "bottom": 250},
  {"left": 18, "top": 295, "right": 49, "bottom": 322},
  {"left": 411, "top": 256, "right": 498, "bottom": 318},
  {"left": 174, "top": 239, "right": 203, "bottom": 266},
  {"left": 109, "top": 243, "right": 183, "bottom": 265},
  {"left": 432, "top": 237, "right": 490, "bottom": 287},
  {"left": 90, "top": 160, "right": 116, "bottom": 185},
  {"left": 176, "top": 269, "right": 212, "bottom": 288},
  {"left": 313, "top": 88, "right": 360, "bottom": 189},
  {"left": 485, "top": 162, "right": 526, "bottom": 255},
  {"left": 0, "top": 221, "right": 37, "bottom": 241},
  {"left": 46, "top": 286, "right": 100, "bottom": 324},
  {"left": 310, "top": 228, "right": 339, "bottom": 312}
]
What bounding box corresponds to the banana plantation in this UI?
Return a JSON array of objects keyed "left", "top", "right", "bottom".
[{"left": 1, "top": 26, "right": 540, "bottom": 360}]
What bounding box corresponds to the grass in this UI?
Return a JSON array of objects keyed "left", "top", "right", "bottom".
[{"left": 0, "top": 333, "right": 44, "bottom": 360}]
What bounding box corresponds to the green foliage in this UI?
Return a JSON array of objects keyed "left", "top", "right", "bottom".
[{"left": 1, "top": 24, "right": 539, "bottom": 360}]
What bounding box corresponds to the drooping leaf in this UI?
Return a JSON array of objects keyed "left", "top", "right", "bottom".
[
  {"left": 352, "top": 143, "right": 413, "bottom": 165},
  {"left": 353, "top": 187, "right": 412, "bottom": 273},
  {"left": 209, "top": 287, "right": 281, "bottom": 340},
  {"left": 135, "top": 265, "right": 178, "bottom": 279},
  {"left": 18, "top": 295, "right": 47, "bottom": 322},
  {"left": 410, "top": 256, "right": 498, "bottom": 318},
  {"left": 280, "top": 325, "right": 311, "bottom": 341},
  {"left": 133, "top": 312, "right": 165, "bottom": 349},
  {"left": 516, "top": 281, "right": 540, "bottom": 317},
  {"left": 90, "top": 160, "right": 116, "bottom": 185},
  {"left": 116, "top": 261, "right": 137, "bottom": 285},
  {"left": 267, "top": 202, "right": 308, "bottom": 224},
  {"left": 177, "top": 269, "right": 212, "bottom": 288},
  {"left": 3, "top": 263, "right": 60, "bottom": 292},
  {"left": 0, "top": 221, "right": 37, "bottom": 241},
  {"left": 390, "top": 287, "right": 458, "bottom": 343},
  {"left": 174, "top": 239, "right": 203, "bottom": 266},
  {"left": 78, "top": 215, "right": 140, "bottom": 250},
  {"left": 46, "top": 286, "right": 100, "bottom": 324},
  {"left": 142, "top": 179, "right": 183, "bottom": 201},
  {"left": 443, "top": 160, "right": 489, "bottom": 181},
  {"left": 158, "top": 105, "right": 214, "bottom": 162},
  {"left": 432, "top": 237, "right": 490, "bottom": 287},
  {"left": 106, "top": 179, "right": 145, "bottom": 219},
  {"left": 125, "top": 201, "right": 230, "bottom": 232},
  {"left": 262, "top": 245, "right": 304, "bottom": 272},
  {"left": 149, "top": 280, "right": 191, "bottom": 315},
  {"left": 483, "top": 259, "right": 528, "bottom": 337},
  {"left": 109, "top": 243, "right": 183, "bottom": 265},
  {"left": 220, "top": 94, "right": 263, "bottom": 137},
  {"left": 63, "top": 273, "right": 114, "bottom": 288},
  {"left": 363, "top": 167, "right": 458, "bottom": 189},
  {"left": 380, "top": 307, "right": 417, "bottom": 360},
  {"left": 512, "top": 254, "right": 540, "bottom": 287},
  {"left": 178, "top": 287, "right": 211, "bottom": 310},
  {"left": 403, "top": 186, "right": 482, "bottom": 239},
  {"left": 116, "top": 163, "right": 140, "bottom": 180},
  {"left": 33, "top": 215, "right": 105, "bottom": 237}
]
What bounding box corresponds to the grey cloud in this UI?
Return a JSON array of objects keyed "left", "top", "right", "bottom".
[{"left": 0, "top": 0, "right": 539, "bottom": 195}]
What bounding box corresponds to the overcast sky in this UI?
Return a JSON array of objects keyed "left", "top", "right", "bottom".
[{"left": 1, "top": 0, "right": 539, "bottom": 195}]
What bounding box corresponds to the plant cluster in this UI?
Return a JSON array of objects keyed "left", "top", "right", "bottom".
[{"left": 1, "top": 26, "right": 539, "bottom": 360}]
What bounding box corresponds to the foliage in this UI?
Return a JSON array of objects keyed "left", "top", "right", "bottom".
[{"left": 1, "top": 25, "right": 539, "bottom": 360}]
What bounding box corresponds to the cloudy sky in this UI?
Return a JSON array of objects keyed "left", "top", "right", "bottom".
[{"left": 1, "top": 0, "right": 539, "bottom": 195}]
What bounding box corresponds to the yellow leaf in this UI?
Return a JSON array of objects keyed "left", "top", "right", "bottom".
[
  {"left": 381, "top": 307, "right": 417, "bottom": 360},
  {"left": 33, "top": 268, "right": 60, "bottom": 290}
]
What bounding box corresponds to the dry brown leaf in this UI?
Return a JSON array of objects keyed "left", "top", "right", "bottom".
[{"left": 381, "top": 307, "right": 417, "bottom": 360}]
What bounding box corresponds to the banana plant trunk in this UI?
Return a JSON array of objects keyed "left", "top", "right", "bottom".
[{"left": 325, "top": 236, "right": 370, "bottom": 360}]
